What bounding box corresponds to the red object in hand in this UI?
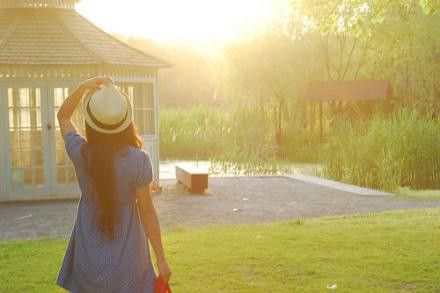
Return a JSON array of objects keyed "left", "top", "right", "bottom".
[{"left": 155, "top": 275, "right": 172, "bottom": 293}]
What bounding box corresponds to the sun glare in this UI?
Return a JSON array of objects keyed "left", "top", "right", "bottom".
[{"left": 77, "top": 0, "right": 290, "bottom": 46}]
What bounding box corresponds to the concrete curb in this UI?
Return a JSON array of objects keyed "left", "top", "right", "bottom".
[{"left": 287, "top": 174, "right": 393, "bottom": 196}]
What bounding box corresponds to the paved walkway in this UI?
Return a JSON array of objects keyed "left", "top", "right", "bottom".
[{"left": 1, "top": 176, "right": 439, "bottom": 240}]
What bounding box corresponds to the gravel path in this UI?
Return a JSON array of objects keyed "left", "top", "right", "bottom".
[{"left": 1, "top": 176, "right": 439, "bottom": 240}]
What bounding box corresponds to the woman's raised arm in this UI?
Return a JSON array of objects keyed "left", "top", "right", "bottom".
[{"left": 57, "top": 77, "right": 112, "bottom": 139}]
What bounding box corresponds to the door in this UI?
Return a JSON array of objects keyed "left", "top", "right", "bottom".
[
  {"left": 49, "top": 85, "right": 84, "bottom": 196},
  {"left": 4, "top": 82, "right": 86, "bottom": 200},
  {"left": 5, "top": 83, "right": 51, "bottom": 198}
]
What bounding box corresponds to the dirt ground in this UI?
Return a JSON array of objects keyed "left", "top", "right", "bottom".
[{"left": 1, "top": 176, "right": 439, "bottom": 241}]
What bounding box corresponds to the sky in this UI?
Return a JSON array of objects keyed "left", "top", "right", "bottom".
[{"left": 76, "top": 0, "right": 290, "bottom": 53}]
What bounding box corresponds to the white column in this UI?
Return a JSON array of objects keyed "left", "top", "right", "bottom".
[
  {"left": 153, "top": 74, "right": 160, "bottom": 182},
  {"left": 0, "top": 82, "right": 6, "bottom": 199}
]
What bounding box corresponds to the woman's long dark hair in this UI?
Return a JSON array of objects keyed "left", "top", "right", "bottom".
[{"left": 83, "top": 122, "right": 143, "bottom": 241}]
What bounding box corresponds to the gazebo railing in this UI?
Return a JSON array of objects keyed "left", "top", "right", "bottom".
[
  {"left": 0, "top": 65, "right": 156, "bottom": 80},
  {"left": 0, "top": 0, "right": 80, "bottom": 9}
]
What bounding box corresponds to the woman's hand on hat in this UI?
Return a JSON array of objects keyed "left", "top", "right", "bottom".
[{"left": 79, "top": 76, "right": 113, "bottom": 94}]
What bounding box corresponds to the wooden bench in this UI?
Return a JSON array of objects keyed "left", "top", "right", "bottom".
[{"left": 176, "top": 165, "right": 208, "bottom": 193}]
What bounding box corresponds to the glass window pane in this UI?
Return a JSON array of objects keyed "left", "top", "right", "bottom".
[
  {"left": 10, "top": 131, "right": 20, "bottom": 146},
  {"left": 35, "top": 169, "right": 44, "bottom": 186},
  {"left": 11, "top": 169, "right": 23, "bottom": 187},
  {"left": 134, "top": 95, "right": 143, "bottom": 109},
  {"left": 146, "top": 85, "right": 154, "bottom": 108},
  {"left": 147, "top": 110, "right": 155, "bottom": 134},
  {"left": 54, "top": 88, "right": 65, "bottom": 107},
  {"left": 57, "top": 148, "right": 66, "bottom": 165},
  {"left": 141, "top": 110, "right": 147, "bottom": 132},
  {"left": 128, "top": 86, "right": 134, "bottom": 105},
  {"left": 11, "top": 148, "right": 20, "bottom": 168},
  {"left": 35, "top": 89, "right": 41, "bottom": 107},
  {"left": 21, "top": 131, "right": 31, "bottom": 148},
  {"left": 55, "top": 135, "right": 64, "bottom": 149},
  {"left": 8, "top": 88, "right": 13, "bottom": 107},
  {"left": 33, "top": 149, "right": 43, "bottom": 167},
  {"left": 20, "top": 109, "right": 30, "bottom": 128},
  {"left": 29, "top": 109, "right": 41, "bottom": 128},
  {"left": 22, "top": 149, "right": 31, "bottom": 167},
  {"left": 8, "top": 108, "right": 14, "bottom": 128},
  {"left": 19, "top": 88, "right": 30, "bottom": 107},
  {"left": 32, "top": 131, "right": 42, "bottom": 146},
  {"left": 134, "top": 110, "right": 146, "bottom": 134},
  {"left": 24, "top": 168, "right": 33, "bottom": 185},
  {"left": 11, "top": 108, "right": 20, "bottom": 129},
  {"left": 8, "top": 87, "right": 46, "bottom": 189},
  {"left": 13, "top": 90, "right": 19, "bottom": 108},
  {"left": 67, "top": 168, "right": 76, "bottom": 182},
  {"left": 31, "top": 91, "right": 41, "bottom": 108},
  {"left": 57, "top": 167, "right": 66, "bottom": 183}
]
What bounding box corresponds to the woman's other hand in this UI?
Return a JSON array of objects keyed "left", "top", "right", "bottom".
[
  {"left": 79, "top": 76, "right": 113, "bottom": 93},
  {"left": 157, "top": 259, "right": 172, "bottom": 283}
]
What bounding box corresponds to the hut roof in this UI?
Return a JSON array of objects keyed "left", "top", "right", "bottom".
[
  {"left": 306, "top": 80, "right": 392, "bottom": 101},
  {"left": 0, "top": 8, "right": 170, "bottom": 67}
]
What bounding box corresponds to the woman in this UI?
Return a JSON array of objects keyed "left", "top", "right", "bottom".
[{"left": 56, "top": 77, "right": 171, "bottom": 292}]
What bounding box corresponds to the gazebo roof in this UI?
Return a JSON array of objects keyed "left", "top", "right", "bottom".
[
  {"left": 306, "top": 80, "right": 392, "bottom": 101},
  {"left": 0, "top": 7, "right": 169, "bottom": 67},
  {"left": 0, "top": 0, "right": 81, "bottom": 9}
]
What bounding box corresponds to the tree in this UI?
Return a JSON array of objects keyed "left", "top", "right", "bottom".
[
  {"left": 292, "top": 0, "right": 440, "bottom": 111},
  {"left": 221, "top": 31, "right": 319, "bottom": 147},
  {"left": 122, "top": 37, "right": 219, "bottom": 109}
]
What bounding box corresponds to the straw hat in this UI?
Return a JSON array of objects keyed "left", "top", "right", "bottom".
[{"left": 83, "top": 84, "right": 133, "bottom": 134}]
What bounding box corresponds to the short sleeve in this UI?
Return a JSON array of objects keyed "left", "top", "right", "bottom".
[
  {"left": 64, "top": 131, "right": 86, "bottom": 166},
  {"left": 134, "top": 150, "right": 153, "bottom": 189}
]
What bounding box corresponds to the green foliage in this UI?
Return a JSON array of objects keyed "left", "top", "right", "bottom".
[
  {"left": 159, "top": 106, "right": 228, "bottom": 160},
  {"left": 295, "top": 0, "right": 389, "bottom": 37},
  {"left": 208, "top": 105, "right": 282, "bottom": 175},
  {"left": 1, "top": 209, "right": 440, "bottom": 292},
  {"left": 396, "top": 187, "right": 440, "bottom": 199},
  {"left": 159, "top": 106, "right": 284, "bottom": 174},
  {"left": 293, "top": 0, "right": 440, "bottom": 107},
  {"left": 221, "top": 31, "right": 318, "bottom": 147},
  {"left": 419, "top": 0, "right": 440, "bottom": 14},
  {"left": 159, "top": 106, "right": 322, "bottom": 174},
  {"left": 127, "top": 2, "right": 440, "bottom": 186},
  {"left": 322, "top": 109, "right": 440, "bottom": 191}
]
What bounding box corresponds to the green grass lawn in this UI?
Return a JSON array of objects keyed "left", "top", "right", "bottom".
[
  {"left": 395, "top": 187, "right": 440, "bottom": 200},
  {"left": 1, "top": 209, "right": 439, "bottom": 292}
]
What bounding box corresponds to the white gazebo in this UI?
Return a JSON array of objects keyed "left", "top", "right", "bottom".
[{"left": 0, "top": 0, "right": 169, "bottom": 202}]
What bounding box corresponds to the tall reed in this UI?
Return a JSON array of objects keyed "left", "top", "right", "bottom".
[
  {"left": 160, "top": 106, "right": 314, "bottom": 174},
  {"left": 159, "top": 106, "right": 228, "bottom": 160},
  {"left": 322, "top": 109, "right": 440, "bottom": 191}
]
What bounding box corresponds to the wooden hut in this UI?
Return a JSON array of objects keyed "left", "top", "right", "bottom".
[
  {"left": 0, "top": 0, "right": 169, "bottom": 201},
  {"left": 306, "top": 80, "right": 393, "bottom": 139}
]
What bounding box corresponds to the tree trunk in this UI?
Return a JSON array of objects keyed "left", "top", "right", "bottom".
[{"left": 276, "top": 98, "right": 283, "bottom": 146}]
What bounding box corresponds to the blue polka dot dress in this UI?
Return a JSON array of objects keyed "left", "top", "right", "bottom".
[{"left": 56, "top": 131, "right": 157, "bottom": 293}]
